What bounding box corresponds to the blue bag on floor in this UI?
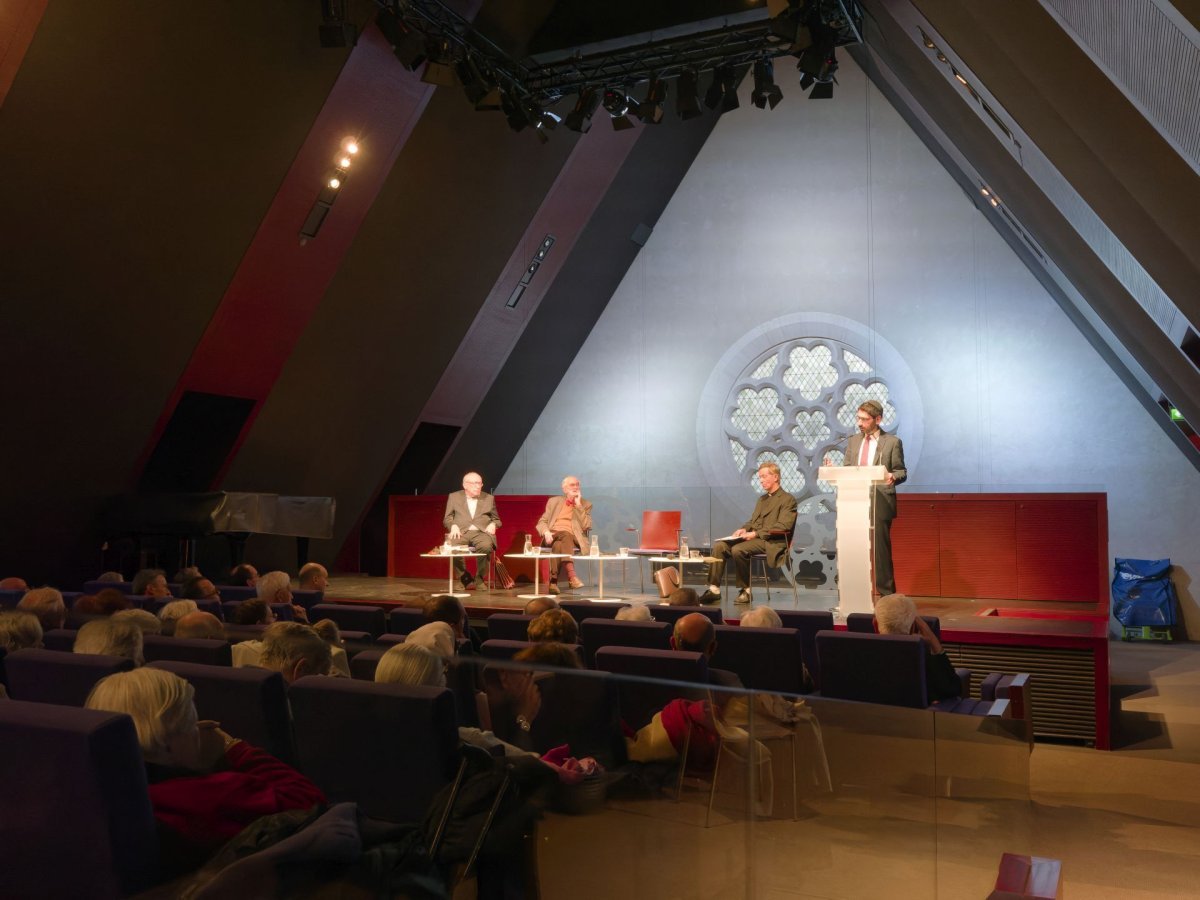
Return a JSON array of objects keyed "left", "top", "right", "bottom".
[{"left": 1112, "top": 558, "right": 1176, "bottom": 627}]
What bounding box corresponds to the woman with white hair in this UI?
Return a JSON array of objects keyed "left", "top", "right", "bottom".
[
  {"left": 85, "top": 668, "right": 324, "bottom": 874},
  {"left": 74, "top": 618, "right": 144, "bottom": 666},
  {"left": 403, "top": 620, "right": 456, "bottom": 659},
  {"left": 873, "top": 593, "right": 962, "bottom": 702}
]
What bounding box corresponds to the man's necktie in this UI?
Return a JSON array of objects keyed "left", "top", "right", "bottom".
[{"left": 859, "top": 435, "right": 871, "bottom": 466}]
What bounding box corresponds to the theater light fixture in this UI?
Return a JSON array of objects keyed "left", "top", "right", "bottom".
[
  {"left": 602, "top": 88, "right": 637, "bottom": 130},
  {"left": 676, "top": 70, "right": 703, "bottom": 120},
  {"left": 300, "top": 136, "right": 361, "bottom": 243},
  {"left": 751, "top": 58, "right": 783, "bottom": 110},
  {"left": 564, "top": 89, "right": 601, "bottom": 133},
  {"left": 637, "top": 77, "right": 667, "bottom": 124}
]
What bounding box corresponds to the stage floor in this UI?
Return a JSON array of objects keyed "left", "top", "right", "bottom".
[{"left": 325, "top": 572, "right": 1108, "bottom": 626}]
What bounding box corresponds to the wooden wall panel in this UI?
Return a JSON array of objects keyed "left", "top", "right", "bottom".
[
  {"left": 1015, "top": 498, "right": 1103, "bottom": 601},
  {"left": 937, "top": 500, "right": 1017, "bottom": 599},
  {"left": 892, "top": 497, "right": 941, "bottom": 596}
]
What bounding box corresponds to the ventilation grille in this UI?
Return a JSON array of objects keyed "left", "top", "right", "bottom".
[
  {"left": 946, "top": 642, "right": 1097, "bottom": 744},
  {"left": 1042, "top": 0, "right": 1200, "bottom": 173}
]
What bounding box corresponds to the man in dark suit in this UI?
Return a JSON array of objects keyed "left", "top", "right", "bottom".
[
  {"left": 698, "top": 461, "right": 797, "bottom": 605},
  {"left": 845, "top": 400, "right": 907, "bottom": 595},
  {"left": 443, "top": 472, "right": 501, "bottom": 590}
]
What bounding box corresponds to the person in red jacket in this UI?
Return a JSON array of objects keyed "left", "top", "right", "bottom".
[{"left": 86, "top": 667, "right": 325, "bottom": 874}]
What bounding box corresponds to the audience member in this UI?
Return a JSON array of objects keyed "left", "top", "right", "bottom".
[
  {"left": 406, "top": 621, "right": 457, "bottom": 659},
  {"left": 96, "top": 571, "right": 125, "bottom": 584},
  {"left": 74, "top": 592, "right": 133, "bottom": 618},
  {"left": 424, "top": 594, "right": 468, "bottom": 639},
  {"left": 671, "top": 612, "right": 743, "bottom": 689},
  {"left": 112, "top": 608, "right": 162, "bottom": 634},
  {"left": 513, "top": 641, "right": 581, "bottom": 669},
  {"left": 0, "top": 576, "right": 30, "bottom": 591},
  {"left": 228, "top": 563, "right": 259, "bottom": 587},
  {"left": 17, "top": 587, "right": 66, "bottom": 631},
  {"left": 233, "top": 598, "right": 276, "bottom": 626},
  {"left": 310, "top": 618, "right": 351, "bottom": 677},
  {"left": 173, "top": 611, "right": 225, "bottom": 641},
  {"left": 181, "top": 577, "right": 220, "bottom": 601},
  {"left": 0, "top": 610, "right": 43, "bottom": 651},
  {"left": 85, "top": 667, "right": 325, "bottom": 875},
  {"left": 873, "top": 593, "right": 961, "bottom": 702},
  {"left": 74, "top": 618, "right": 144, "bottom": 665},
  {"left": 132, "top": 569, "right": 171, "bottom": 598},
  {"left": 739, "top": 605, "right": 782, "bottom": 629},
  {"left": 298, "top": 562, "right": 329, "bottom": 593},
  {"left": 522, "top": 596, "right": 558, "bottom": 616},
  {"left": 158, "top": 600, "right": 199, "bottom": 636},
  {"left": 526, "top": 608, "right": 578, "bottom": 644},
  {"left": 172, "top": 566, "right": 201, "bottom": 584},
  {"left": 664, "top": 587, "right": 700, "bottom": 606},
  {"left": 257, "top": 622, "right": 332, "bottom": 683},
  {"left": 615, "top": 604, "right": 652, "bottom": 621},
  {"left": 257, "top": 570, "right": 308, "bottom": 623}
]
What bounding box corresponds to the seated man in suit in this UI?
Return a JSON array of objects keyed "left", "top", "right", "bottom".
[
  {"left": 699, "top": 461, "right": 797, "bottom": 605},
  {"left": 443, "top": 471, "right": 500, "bottom": 591},
  {"left": 535, "top": 475, "right": 592, "bottom": 594}
]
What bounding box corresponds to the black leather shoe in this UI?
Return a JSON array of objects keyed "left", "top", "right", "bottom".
[
  {"left": 735, "top": 589, "right": 752, "bottom": 604},
  {"left": 698, "top": 589, "right": 721, "bottom": 605},
  {"left": 459, "top": 571, "right": 473, "bottom": 590}
]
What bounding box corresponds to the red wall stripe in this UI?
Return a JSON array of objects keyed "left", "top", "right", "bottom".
[
  {"left": 134, "top": 22, "right": 435, "bottom": 486},
  {"left": 0, "top": 0, "right": 47, "bottom": 108}
]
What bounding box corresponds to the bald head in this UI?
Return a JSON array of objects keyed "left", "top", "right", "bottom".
[
  {"left": 174, "top": 611, "right": 225, "bottom": 640},
  {"left": 0, "top": 577, "right": 29, "bottom": 592},
  {"left": 672, "top": 613, "right": 716, "bottom": 656},
  {"left": 523, "top": 596, "right": 558, "bottom": 616}
]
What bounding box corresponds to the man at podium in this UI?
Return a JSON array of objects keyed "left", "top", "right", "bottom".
[{"left": 845, "top": 400, "right": 906, "bottom": 595}]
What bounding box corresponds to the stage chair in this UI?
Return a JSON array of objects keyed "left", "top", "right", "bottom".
[
  {"left": 485, "top": 613, "right": 536, "bottom": 641},
  {"left": 709, "top": 625, "right": 808, "bottom": 694},
  {"left": 148, "top": 660, "right": 294, "bottom": 763},
  {"left": 309, "top": 603, "right": 386, "bottom": 638},
  {"left": 580, "top": 617, "right": 672, "bottom": 667},
  {"left": 289, "top": 677, "right": 460, "bottom": 824},
  {"left": 140, "top": 634, "right": 232, "bottom": 666},
  {"left": 625, "top": 510, "right": 683, "bottom": 593},
  {"left": 4, "top": 649, "right": 135, "bottom": 706},
  {"left": 650, "top": 605, "right": 724, "bottom": 627},
  {"left": 0, "top": 700, "right": 160, "bottom": 898},
  {"left": 593, "top": 646, "right": 709, "bottom": 731}
]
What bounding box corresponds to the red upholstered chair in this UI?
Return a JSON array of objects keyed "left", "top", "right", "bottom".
[{"left": 627, "top": 510, "right": 682, "bottom": 593}]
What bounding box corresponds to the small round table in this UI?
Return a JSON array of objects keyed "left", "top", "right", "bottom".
[
  {"left": 575, "top": 553, "right": 635, "bottom": 602},
  {"left": 420, "top": 551, "right": 487, "bottom": 599},
  {"left": 504, "top": 552, "right": 569, "bottom": 600}
]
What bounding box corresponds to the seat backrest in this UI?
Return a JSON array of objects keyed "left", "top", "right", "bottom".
[
  {"left": 149, "top": 597, "right": 222, "bottom": 618},
  {"left": 384, "top": 606, "right": 427, "bottom": 636},
  {"left": 485, "top": 613, "right": 536, "bottom": 641},
  {"left": 480, "top": 639, "right": 532, "bottom": 660},
  {"left": 0, "top": 588, "right": 24, "bottom": 609},
  {"left": 529, "top": 669, "right": 626, "bottom": 768},
  {"left": 650, "top": 605, "right": 724, "bottom": 626},
  {"left": 777, "top": 610, "right": 834, "bottom": 689},
  {"left": 82, "top": 580, "right": 133, "bottom": 595},
  {"left": 214, "top": 585, "right": 258, "bottom": 602},
  {"left": 292, "top": 589, "right": 323, "bottom": 611},
  {"left": 42, "top": 627, "right": 78, "bottom": 652},
  {"left": 288, "top": 677, "right": 459, "bottom": 824},
  {"left": 815, "top": 631, "right": 928, "bottom": 708},
  {"left": 558, "top": 600, "right": 628, "bottom": 624},
  {"left": 0, "top": 700, "right": 159, "bottom": 898},
  {"left": 580, "top": 618, "right": 672, "bottom": 666},
  {"left": 846, "top": 612, "right": 876, "bottom": 633},
  {"left": 142, "top": 634, "right": 233, "bottom": 666},
  {"left": 593, "top": 646, "right": 709, "bottom": 731},
  {"left": 4, "top": 649, "right": 135, "bottom": 706},
  {"left": 710, "top": 625, "right": 807, "bottom": 694},
  {"left": 350, "top": 649, "right": 386, "bottom": 680},
  {"left": 309, "top": 603, "right": 387, "bottom": 638},
  {"left": 641, "top": 510, "right": 682, "bottom": 551},
  {"left": 147, "top": 660, "right": 294, "bottom": 763}
]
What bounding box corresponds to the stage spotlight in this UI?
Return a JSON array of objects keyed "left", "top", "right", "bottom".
[
  {"left": 564, "top": 89, "right": 601, "bottom": 133},
  {"left": 602, "top": 88, "right": 636, "bottom": 130},
  {"left": 751, "top": 59, "right": 783, "bottom": 110},
  {"left": 637, "top": 77, "right": 667, "bottom": 124},
  {"left": 457, "top": 56, "right": 499, "bottom": 107},
  {"left": 704, "top": 69, "right": 724, "bottom": 109},
  {"left": 676, "top": 70, "right": 703, "bottom": 119},
  {"left": 342, "top": 138, "right": 358, "bottom": 154},
  {"left": 716, "top": 66, "right": 740, "bottom": 112},
  {"left": 798, "top": 46, "right": 838, "bottom": 99},
  {"left": 500, "top": 91, "right": 529, "bottom": 132}
]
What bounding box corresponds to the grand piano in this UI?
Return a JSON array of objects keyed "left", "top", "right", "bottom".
[{"left": 104, "top": 492, "right": 336, "bottom": 569}]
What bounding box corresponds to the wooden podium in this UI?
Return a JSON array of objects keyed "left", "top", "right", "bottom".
[{"left": 817, "top": 464, "right": 887, "bottom": 617}]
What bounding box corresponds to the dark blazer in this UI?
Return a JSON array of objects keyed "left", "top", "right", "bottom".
[
  {"left": 846, "top": 430, "right": 907, "bottom": 520},
  {"left": 536, "top": 496, "right": 593, "bottom": 554},
  {"left": 443, "top": 491, "right": 501, "bottom": 532},
  {"left": 740, "top": 488, "right": 798, "bottom": 568}
]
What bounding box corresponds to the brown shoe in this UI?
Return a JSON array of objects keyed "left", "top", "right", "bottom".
[
  {"left": 568, "top": 577, "right": 585, "bottom": 590},
  {"left": 548, "top": 581, "right": 560, "bottom": 595}
]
